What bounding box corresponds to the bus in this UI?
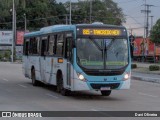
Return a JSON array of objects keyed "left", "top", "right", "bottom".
[{"left": 22, "top": 23, "right": 131, "bottom": 96}]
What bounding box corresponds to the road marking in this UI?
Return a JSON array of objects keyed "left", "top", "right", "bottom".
[
  {"left": 139, "top": 92, "right": 158, "bottom": 98},
  {"left": 133, "top": 75, "right": 160, "bottom": 80},
  {"left": 2, "top": 78, "right": 9, "bottom": 81},
  {"left": 91, "top": 108, "right": 98, "bottom": 111},
  {"left": 46, "top": 93, "right": 59, "bottom": 99},
  {"left": 18, "top": 84, "right": 27, "bottom": 88}
]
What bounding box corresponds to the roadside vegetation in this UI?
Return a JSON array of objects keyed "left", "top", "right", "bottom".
[
  {"left": 0, "top": 0, "right": 125, "bottom": 30},
  {"left": 149, "top": 65, "right": 160, "bottom": 71},
  {"left": 0, "top": 50, "right": 11, "bottom": 62}
]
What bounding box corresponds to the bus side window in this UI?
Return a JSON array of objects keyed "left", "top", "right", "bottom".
[
  {"left": 56, "top": 34, "right": 64, "bottom": 56},
  {"left": 36, "top": 37, "right": 40, "bottom": 55},
  {"left": 29, "top": 38, "right": 33, "bottom": 54},
  {"left": 41, "top": 37, "right": 48, "bottom": 56},
  {"left": 24, "top": 40, "right": 29, "bottom": 55},
  {"left": 48, "top": 35, "right": 55, "bottom": 55},
  {"left": 65, "top": 37, "right": 72, "bottom": 62}
]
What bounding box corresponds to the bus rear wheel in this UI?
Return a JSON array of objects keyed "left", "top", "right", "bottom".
[
  {"left": 101, "top": 90, "right": 111, "bottom": 96},
  {"left": 31, "top": 69, "right": 39, "bottom": 86}
]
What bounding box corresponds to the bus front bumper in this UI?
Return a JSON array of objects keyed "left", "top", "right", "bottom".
[{"left": 73, "top": 78, "right": 131, "bottom": 91}]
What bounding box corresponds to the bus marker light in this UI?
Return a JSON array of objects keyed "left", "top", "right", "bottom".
[{"left": 58, "top": 58, "right": 63, "bottom": 63}]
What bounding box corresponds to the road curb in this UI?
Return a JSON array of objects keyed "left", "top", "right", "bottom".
[{"left": 131, "top": 76, "right": 160, "bottom": 84}]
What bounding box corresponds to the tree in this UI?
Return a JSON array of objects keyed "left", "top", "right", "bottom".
[
  {"left": 0, "top": 0, "right": 67, "bottom": 30},
  {"left": 150, "top": 19, "right": 160, "bottom": 44},
  {"left": 65, "top": 0, "right": 125, "bottom": 25},
  {"left": 0, "top": 0, "right": 125, "bottom": 30}
]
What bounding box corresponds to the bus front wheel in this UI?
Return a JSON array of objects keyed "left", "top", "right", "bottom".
[
  {"left": 101, "top": 90, "right": 111, "bottom": 96},
  {"left": 57, "top": 77, "right": 70, "bottom": 96},
  {"left": 31, "top": 69, "right": 39, "bottom": 86}
]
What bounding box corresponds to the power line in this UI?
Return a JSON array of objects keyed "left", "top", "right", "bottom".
[
  {"left": 125, "top": 14, "right": 144, "bottom": 27},
  {"left": 116, "top": 0, "right": 138, "bottom": 4},
  {"left": 141, "top": 4, "right": 155, "bottom": 37}
]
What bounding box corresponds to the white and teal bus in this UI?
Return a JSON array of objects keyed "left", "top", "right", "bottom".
[{"left": 22, "top": 23, "right": 131, "bottom": 96}]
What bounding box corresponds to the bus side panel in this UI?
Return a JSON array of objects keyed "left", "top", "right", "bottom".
[
  {"left": 46, "top": 58, "right": 73, "bottom": 89},
  {"left": 57, "top": 59, "right": 71, "bottom": 89},
  {"left": 28, "top": 56, "right": 41, "bottom": 81},
  {"left": 35, "top": 56, "right": 42, "bottom": 81},
  {"left": 44, "top": 57, "right": 56, "bottom": 85},
  {"left": 22, "top": 56, "right": 30, "bottom": 78}
]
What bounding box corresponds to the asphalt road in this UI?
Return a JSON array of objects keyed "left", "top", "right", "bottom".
[{"left": 0, "top": 62, "right": 160, "bottom": 120}]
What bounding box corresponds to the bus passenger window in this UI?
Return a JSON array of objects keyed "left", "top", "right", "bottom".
[
  {"left": 24, "top": 41, "right": 29, "bottom": 55},
  {"left": 48, "top": 35, "right": 55, "bottom": 55},
  {"left": 56, "top": 34, "right": 64, "bottom": 56},
  {"left": 41, "top": 40, "right": 47, "bottom": 56},
  {"left": 29, "top": 37, "right": 38, "bottom": 55}
]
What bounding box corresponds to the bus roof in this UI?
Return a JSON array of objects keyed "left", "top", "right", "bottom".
[
  {"left": 24, "top": 24, "right": 126, "bottom": 38},
  {"left": 24, "top": 25, "right": 75, "bottom": 38}
]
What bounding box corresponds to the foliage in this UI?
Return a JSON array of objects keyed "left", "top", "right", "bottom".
[
  {"left": 0, "top": 53, "right": 2, "bottom": 60},
  {"left": 66, "top": 0, "right": 125, "bottom": 25},
  {"left": 0, "top": 50, "right": 11, "bottom": 61},
  {"left": 150, "top": 19, "right": 160, "bottom": 44},
  {"left": 0, "top": 0, "right": 125, "bottom": 30},
  {"left": 131, "top": 64, "right": 137, "bottom": 69},
  {"left": 149, "top": 65, "right": 160, "bottom": 71}
]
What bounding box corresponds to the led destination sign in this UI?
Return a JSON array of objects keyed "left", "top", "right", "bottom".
[{"left": 82, "top": 29, "right": 121, "bottom": 36}]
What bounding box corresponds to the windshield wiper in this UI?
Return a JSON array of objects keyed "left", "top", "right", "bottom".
[
  {"left": 106, "top": 38, "right": 115, "bottom": 50},
  {"left": 89, "top": 37, "right": 102, "bottom": 51}
]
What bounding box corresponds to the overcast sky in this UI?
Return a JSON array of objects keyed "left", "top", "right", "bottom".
[{"left": 57, "top": 0, "right": 160, "bottom": 36}]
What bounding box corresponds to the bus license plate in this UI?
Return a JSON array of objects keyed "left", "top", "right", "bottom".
[{"left": 100, "top": 87, "right": 110, "bottom": 91}]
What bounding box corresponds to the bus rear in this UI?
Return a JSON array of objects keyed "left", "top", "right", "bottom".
[{"left": 72, "top": 24, "right": 131, "bottom": 96}]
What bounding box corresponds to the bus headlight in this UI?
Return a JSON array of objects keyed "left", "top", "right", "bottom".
[
  {"left": 123, "top": 72, "right": 130, "bottom": 80},
  {"left": 77, "top": 73, "right": 86, "bottom": 81}
]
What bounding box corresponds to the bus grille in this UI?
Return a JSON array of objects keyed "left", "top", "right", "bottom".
[
  {"left": 84, "top": 70, "right": 124, "bottom": 76},
  {"left": 90, "top": 83, "right": 120, "bottom": 90}
]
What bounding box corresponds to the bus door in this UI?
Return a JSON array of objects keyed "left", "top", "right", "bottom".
[
  {"left": 23, "top": 40, "right": 29, "bottom": 76},
  {"left": 45, "top": 35, "right": 55, "bottom": 84},
  {"left": 65, "top": 33, "right": 73, "bottom": 88},
  {"left": 40, "top": 36, "right": 48, "bottom": 82}
]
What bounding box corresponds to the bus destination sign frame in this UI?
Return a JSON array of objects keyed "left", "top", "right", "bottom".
[
  {"left": 83, "top": 29, "right": 121, "bottom": 36},
  {"left": 77, "top": 27, "right": 127, "bottom": 37}
]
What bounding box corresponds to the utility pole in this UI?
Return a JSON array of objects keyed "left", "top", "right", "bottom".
[
  {"left": 24, "top": 13, "right": 27, "bottom": 32},
  {"left": 141, "top": 4, "right": 154, "bottom": 38},
  {"left": 141, "top": 1, "right": 154, "bottom": 62},
  {"left": 89, "top": 0, "right": 92, "bottom": 23},
  {"left": 12, "top": 0, "right": 16, "bottom": 63},
  {"left": 24, "top": 0, "right": 26, "bottom": 32},
  {"left": 65, "top": 14, "right": 68, "bottom": 25},
  {"left": 150, "top": 16, "right": 154, "bottom": 30},
  {"left": 69, "top": 0, "right": 71, "bottom": 24}
]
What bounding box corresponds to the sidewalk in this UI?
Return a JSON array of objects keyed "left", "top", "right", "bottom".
[{"left": 131, "top": 62, "right": 160, "bottom": 83}]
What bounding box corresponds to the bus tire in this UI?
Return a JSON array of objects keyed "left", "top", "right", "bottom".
[
  {"left": 101, "top": 90, "right": 111, "bottom": 96},
  {"left": 31, "top": 69, "right": 39, "bottom": 86},
  {"left": 57, "top": 76, "right": 70, "bottom": 96}
]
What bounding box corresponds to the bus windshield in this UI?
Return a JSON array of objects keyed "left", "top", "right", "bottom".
[{"left": 76, "top": 38, "right": 128, "bottom": 70}]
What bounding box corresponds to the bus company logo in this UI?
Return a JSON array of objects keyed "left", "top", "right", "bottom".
[
  {"left": 1, "top": 112, "right": 42, "bottom": 118},
  {"left": 104, "top": 78, "right": 107, "bottom": 81},
  {"left": 2, "top": 112, "right": 11, "bottom": 117}
]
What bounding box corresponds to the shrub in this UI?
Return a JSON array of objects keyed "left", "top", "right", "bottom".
[
  {"left": 131, "top": 64, "right": 137, "bottom": 69},
  {"left": 149, "top": 65, "right": 160, "bottom": 71}
]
